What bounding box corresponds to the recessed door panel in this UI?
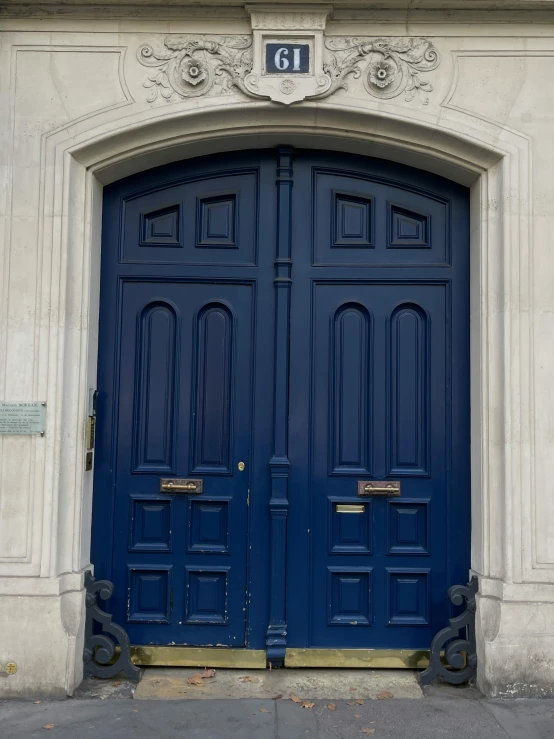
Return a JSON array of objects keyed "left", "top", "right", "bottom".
[
  {"left": 121, "top": 171, "right": 258, "bottom": 266},
  {"left": 313, "top": 170, "right": 450, "bottom": 266}
]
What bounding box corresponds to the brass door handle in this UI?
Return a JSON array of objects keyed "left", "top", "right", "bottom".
[
  {"left": 358, "top": 480, "right": 400, "bottom": 497},
  {"left": 160, "top": 478, "right": 203, "bottom": 494}
]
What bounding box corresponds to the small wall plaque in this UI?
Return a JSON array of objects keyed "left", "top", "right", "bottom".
[
  {"left": 243, "top": 6, "right": 332, "bottom": 104},
  {"left": 265, "top": 44, "right": 310, "bottom": 74},
  {"left": 0, "top": 402, "right": 46, "bottom": 435}
]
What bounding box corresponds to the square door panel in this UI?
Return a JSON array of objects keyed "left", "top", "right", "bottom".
[
  {"left": 332, "top": 193, "right": 373, "bottom": 247},
  {"left": 329, "top": 498, "right": 372, "bottom": 553},
  {"left": 386, "top": 568, "right": 430, "bottom": 625},
  {"left": 185, "top": 567, "right": 229, "bottom": 625},
  {"left": 328, "top": 567, "right": 372, "bottom": 626},
  {"left": 197, "top": 194, "right": 237, "bottom": 247},
  {"left": 121, "top": 171, "right": 258, "bottom": 265},
  {"left": 387, "top": 499, "right": 429, "bottom": 555},
  {"left": 129, "top": 496, "right": 172, "bottom": 552},
  {"left": 127, "top": 566, "right": 171, "bottom": 623},
  {"left": 188, "top": 499, "right": 230, "bottom": 553}
]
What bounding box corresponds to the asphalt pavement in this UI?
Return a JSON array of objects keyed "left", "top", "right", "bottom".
[{"left": 1, "top": 676, "right": 553, "bottom": 739}]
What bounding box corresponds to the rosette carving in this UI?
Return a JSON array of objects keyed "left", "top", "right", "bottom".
[
  {"left": 317, "top": 36, "right": 440, "bottom": 104},
  {"left": 137, "top": 35, "right": 254, "bottom": 101}
]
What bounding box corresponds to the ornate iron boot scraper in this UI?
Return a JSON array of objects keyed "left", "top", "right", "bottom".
[
  {"left": 83, "top": 571, "right": 140, "bottom": 679},
  {"left": 419, "top": 577, "right": 478, "bottom": 686}
]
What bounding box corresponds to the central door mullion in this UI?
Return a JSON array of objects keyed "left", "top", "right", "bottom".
[{"left": 266, "top": 147, "right": 294, "bottom": 665}]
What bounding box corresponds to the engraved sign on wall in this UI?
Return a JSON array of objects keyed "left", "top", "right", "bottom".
[{"left": 0, "top": 402, "right": 46, "bottom": 435}]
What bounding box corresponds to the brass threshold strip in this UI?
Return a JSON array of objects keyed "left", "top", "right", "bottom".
[
  {"left": 129, "top": 646, "right": 433, "bottom": 669},
  {"left": 285, "top": 648, "right": 432, "bottom": 669},
  {"left": 130, "top": 646, "right": 267, "bottom": 669}
]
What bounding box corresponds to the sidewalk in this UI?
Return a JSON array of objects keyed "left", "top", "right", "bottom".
[{"left": 1, "top": 673, "right": 553, "bottom": 739}]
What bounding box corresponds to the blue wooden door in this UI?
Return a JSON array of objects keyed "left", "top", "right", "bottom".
[
  {"left": 93, "top": 152, "right": 277, "bottom": 647},
  {"left": 286, "top": 152, "right": 470, "bottom": 651},
  {"left": 93, "top": 148, "right": 469, "bottom": 654}
]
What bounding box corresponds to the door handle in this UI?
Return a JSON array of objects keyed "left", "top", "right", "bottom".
[
  {"left": 357, "top": 480, "right": 400, "bottom": 497},
  {"left": 160, "top": 478, "right": 203, "bottom": 494}
]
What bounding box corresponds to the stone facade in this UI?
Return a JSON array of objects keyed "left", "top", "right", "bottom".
[{"left": 1, "top": 0, "right": 554, "bottom": 698}]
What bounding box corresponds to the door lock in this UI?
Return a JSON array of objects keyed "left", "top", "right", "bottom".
[{"left": 160, "top": 479, "right": 203, "bottom": 494}]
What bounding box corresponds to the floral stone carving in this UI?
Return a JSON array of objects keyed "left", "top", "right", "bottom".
[
  {"left": 137, "top": 35, "right": 440, "bottom": 106},
  {"left": 320, "top": 37, "right": 441, "bottom": 104},
  {"left": 137, "top": 36, "right": 254, "bottom": 102}
]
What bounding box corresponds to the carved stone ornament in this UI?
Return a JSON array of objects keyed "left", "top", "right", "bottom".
[{"left": 137, "top": 34, "right": 440, "bottom": 106}]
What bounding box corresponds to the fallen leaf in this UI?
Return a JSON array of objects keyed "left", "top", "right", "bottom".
[
  {"left": 112, "top": 681, "right": 121, "bottom": 687},
  {"left": 265, "top": 687, "right": 271, "bottom": 692},
  {"left": 42, "top": 725, "right": 55, "bottom": 731},
  {"left": 327, "top": 704, "right": 336, "bottom": 711},
  {"left": 349, "top": 687, "right": 356, "bottom": 691},
  {"left": 377, "top": 691, "right": 393, "bottom": 700},
  {"left": 355, "top": 699, "right": 365, "bottom": 705},
  {"left": 202, "top": 668, "right": 216, "bottom": 678},
  {"left": 361, "top": 730, "right": 375, "bottom": 735},
  {"left": 187, "top": 674, "right": 205, "bottom": 686},
  {"left": 132, "top": 710, "right": 138, "bottom": 713},
  {"left": 290, "top": 693, "right": 302, "bottom": 704},
  {"left": 260, "top": 707, "right": 270, "bottom": 713},
  {"left": 241, "top": 675, "right": 260, "bottom": 683},
  {"left": 354, "top": 714, "right": 362, "bottom": 718},
  {"left": 34, "top": 701, "right": 41, "bottom": 705},
  {"left": 347, "top": 700, "right": 357, "bottom": 705},
  {"left": 301, "top": 701, "right": 315, "bottom": 709}
]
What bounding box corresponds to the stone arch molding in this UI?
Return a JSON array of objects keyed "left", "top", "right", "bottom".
[{"left": 30, "top": 98, "right": 534, "bottom": 691}]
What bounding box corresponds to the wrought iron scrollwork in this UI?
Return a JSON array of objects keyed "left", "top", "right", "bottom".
[
  {"left": 419, "top": 576, "right": 478, "bottom": 686},
  {"left": 83, "top": 571, "right": 140, "bottom": 680}
]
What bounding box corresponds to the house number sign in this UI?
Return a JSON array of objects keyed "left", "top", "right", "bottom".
[
  {"left": 0, "top": 402, "right": 46, "bottom": 435},
  {"left": 265, "top": 44, "right": 310, "bottom": 74}
]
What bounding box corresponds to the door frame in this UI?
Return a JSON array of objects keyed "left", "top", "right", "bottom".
[{"left": 34, "top": 101, "right": 533, "bottom": 690}]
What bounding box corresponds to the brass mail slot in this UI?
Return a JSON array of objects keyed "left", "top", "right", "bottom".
[
  {"left": 336, "top": 504, "right": 365, "bottom": 514},
  {"left": 358, "top": 480, "right": 401, "bottom": 497},
  {"left": 160, "top": 478, "right": 203, "bottom": 494}
]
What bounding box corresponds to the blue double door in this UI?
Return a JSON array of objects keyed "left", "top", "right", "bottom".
[{"left": 93, "top": 148, "right": 470, "bottom": 656}]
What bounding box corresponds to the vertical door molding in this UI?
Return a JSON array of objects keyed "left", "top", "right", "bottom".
[{"left": 266, "top": 147, "right": 294, "bottom": 664}]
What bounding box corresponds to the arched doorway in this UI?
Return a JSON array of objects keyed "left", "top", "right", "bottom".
[{"left": 91, "top": 147, "right": 470, "bottom": 666}]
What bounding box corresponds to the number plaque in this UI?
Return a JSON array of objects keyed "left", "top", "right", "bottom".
[
  {"left": 265, "top": 44, "right": 310, "bottom": 74},
  {"left": 243, "top": 7, "right": 332, "bottom": 104}
]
